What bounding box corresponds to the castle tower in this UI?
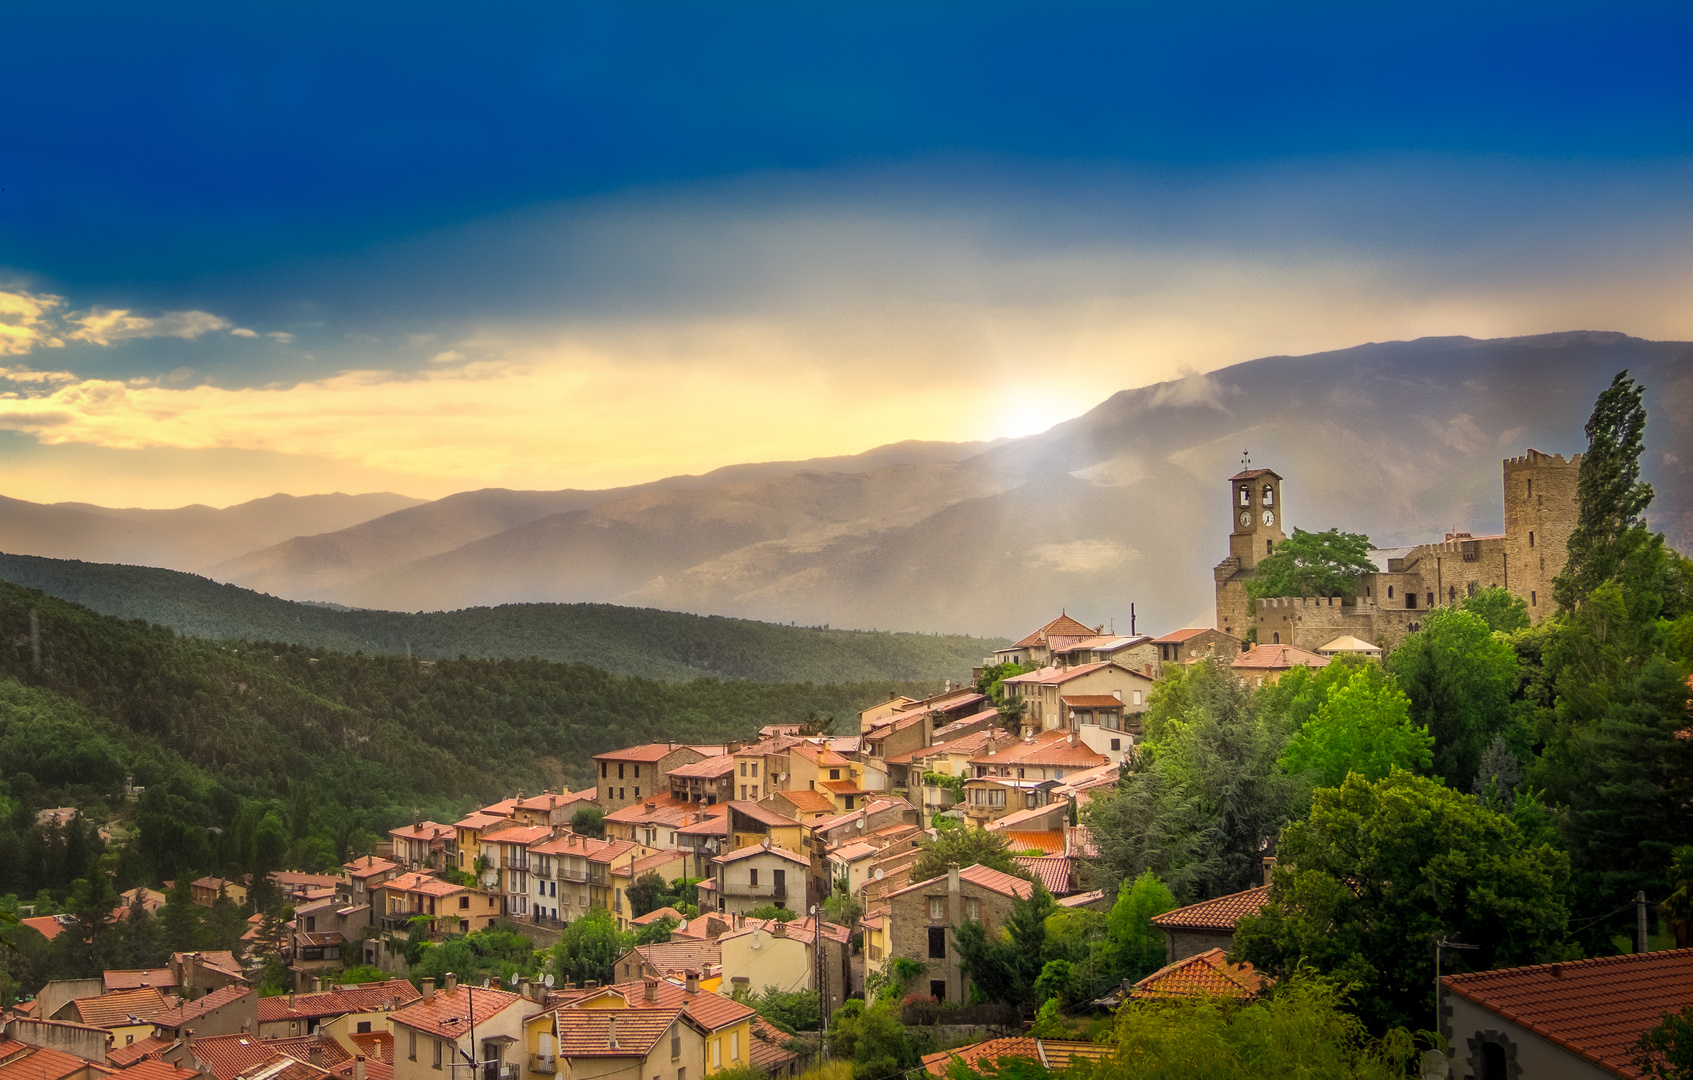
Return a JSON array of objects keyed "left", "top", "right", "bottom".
[
  {"left": 1502, "top": 449, "right": 1581, "bottom": 621},
  {"left": 1214, "top": 466, "right": 1287, "bottom": 638}
]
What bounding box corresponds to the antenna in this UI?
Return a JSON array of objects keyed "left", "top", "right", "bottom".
[{"left": 1241, "top": 447, "right": 1251, "bottom": 469}]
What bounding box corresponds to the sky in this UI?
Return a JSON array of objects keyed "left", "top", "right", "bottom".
[{"left": 1, "top": 2, "right": 1689, "bottom": 507}]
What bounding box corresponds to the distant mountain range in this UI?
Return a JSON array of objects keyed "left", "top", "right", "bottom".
[{"left": 1, "top": 332, "right": 1686, "bottom": 639}]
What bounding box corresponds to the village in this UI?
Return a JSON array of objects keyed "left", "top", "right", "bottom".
[{"left": 1, "top": 444, "right": 1687, "bottom": 1080}]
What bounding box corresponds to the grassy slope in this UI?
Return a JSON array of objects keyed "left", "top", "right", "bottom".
[{"left": 0, "top": 553, "right": 1004, "bottom": 683}]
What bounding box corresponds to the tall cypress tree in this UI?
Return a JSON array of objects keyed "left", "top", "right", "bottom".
[
  {"left": 159, "top": 876, "right": 206, "bottom": 953},
  {"left": 1555, "top": 370, "right": 1658, "bottom": 613}
]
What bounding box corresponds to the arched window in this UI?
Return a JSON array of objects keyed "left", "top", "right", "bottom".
[
  {"left": 1262, "top": 485, "right": 1273, "bottom": 506},
  {"left": 1240, "top": 486, "right": 1251, "bottom": 507},
  {"left": 1481, "top": 1042, "right": 1507, "bottom": 1080},
  {"left": 1271, "top": 633, "right": 1280, "bottom": 644}
]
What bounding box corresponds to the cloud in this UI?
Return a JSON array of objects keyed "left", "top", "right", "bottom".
[
  {"left": 0, "top": 288, "right": 67, "bottom": 356},
  {"left": 429, "top": 349, "right": 464, "bottom": 364},
  {"left": 267, "top": 331, "right": 295, "bottom": 343},
  {"left": 1148, "top": 367, "right": 1233, "bottom": 410},
  {"left": 230, "top": 327, "right": 258, "bottom": 338},
  {"left": 66, "top": 307, "right": 231, "bottom": 345}
]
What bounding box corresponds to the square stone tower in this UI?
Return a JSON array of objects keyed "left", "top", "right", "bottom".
[
  {"left": 1502, "top": 449, "right": 1581, "bottom": 621},
  {"left": 1214, "top": 467, "right": 1287, "bottom": 637}
]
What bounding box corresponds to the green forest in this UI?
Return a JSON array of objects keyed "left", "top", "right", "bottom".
[
  {"left": 0, "top": 576, "right": 942, "bottom": 905},
  {"left": 0, "top": 554, "right": 1004, "bottom": 683}
]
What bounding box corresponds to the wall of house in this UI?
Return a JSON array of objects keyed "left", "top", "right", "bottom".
[
  {"left": 1442, "top": 994, "right": 1613, "bottom": 1080},
  {"left": 1162, "top": 928, "right": 1236, "bottom": 965},
  {"left": 4, "top": 1018, "right": 111, "bottom": 1064},
  {"left": 888, "top": 880, "right": 1016, "bottom": 1004}
]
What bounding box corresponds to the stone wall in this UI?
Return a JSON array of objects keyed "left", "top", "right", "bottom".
[
  {"left": 1503, "top": 450, "right": 1581, "bottom": 621},
  {"left": 888, "top": 875, "right": 1017, "bottom": 1004}
]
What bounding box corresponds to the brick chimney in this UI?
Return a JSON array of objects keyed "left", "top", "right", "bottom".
[
  {"left": 309, "top": 1045, "right": 324, "bottom": 1068},
  {"left": 643, "top": 979, "right": 658, "bottom": 1003},
  {"left": 772, "top": 920, "right": 786, "bottom": 939},
  {"left": 684, "top": 969, "right": 699, "bottom": 994}
]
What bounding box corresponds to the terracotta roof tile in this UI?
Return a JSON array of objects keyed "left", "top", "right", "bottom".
[
  {"left": 1231, "top": 644, "right": 1325, "bottom": 671},
  {"left": 102, "top": 970, "right": 181, "bottom": 993},
  {"left": 594, "top": 743, "right": 688, "bottom": 763},
  {"left": 255, "top": 981, "right": 419, "bottom": 1023},
  {"left": 231, "top": 1057, "right": 332, "bottom": 1080},
  {"left": 713, "top": 845, "right": 809, "bottom": 867},
  {"left": 386, "top": 822, "right": 455, "bottom": 843},
  {"left": 1003, "top": 832, "right": 1066, "bottom": 855},
  {"left": 389, "top": 986, "right": 522, "bottom": 1041},
  {"left": 1149, "top": 885, "right": 1270, "bottom": 931},
  {"left": 1442, "top": 948, "right": 1693, "bottom": 1077},
  {"left": 115, "top": 1059, "right": 196, "bottom": 1080},
  {"left": 666, "top": 756, "right": 736, "bottom": 780},
  {"left": 747, "top": 1018, "right": 799, "bottom": 1073},
  {"left": 631, "top": 940, "right": 722, "bottom": 975},
  {"left": 1013, "top": 856, "right": 1074, "bottom": 894},
  {"left": 73, "top": 987, "right": 175, "bottom": 1028},
  {"left": 1131, "top": 948, "right": 1265, "bottom": 1000},
  {"left": 1151, "top": 627, "right": 1213, "bottom": 643},
  {"left": 153, "top": 984, "right": 253, "bottom": 1030},
  {"left": 106, "top": 1037, "right": 173, "bottom": 1068},
  {"left": 0, "top": 1047, "right": 104, "bottom": 1080},
  {"left": 773, "top": 789, "right": 836, "bottom": 815},
  {"left": 919, "top": 1037, "right": 1111, "bottom": 1077},
  {"left": 555, "top": 1008, "right": 680, "bottom": 1058},
  {"left": 191, "top": 1035, "right": 350, "bottom": 1080},
  {"left": 887, "top": 864, "right": 1034, "bottom": 902},
  {"left": 345, "top": 1032, "right": 393, "bottom": 1066}
]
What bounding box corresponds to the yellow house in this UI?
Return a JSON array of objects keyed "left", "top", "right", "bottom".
[
  {"left": 62, "top": 987, "right": 172, "bottom": 1049},
  {"left": 453, "top": 811, "right": 511, "bottom": 872},
  {"left": 561, "top": 975, "right": 757, "bottom": 1078},
  {"left": 783, "top": 744, "right": 863, "bottom": 809}
]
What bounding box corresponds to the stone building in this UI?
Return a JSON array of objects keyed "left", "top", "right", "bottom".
[
  {"left": 882, "top": 865, "right": 1033, "bottom": 1003},
  {"left": 1214, "top": 450, "right": 1580, "bottom": 651}
]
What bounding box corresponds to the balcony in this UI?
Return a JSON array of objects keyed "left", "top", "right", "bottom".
[
  {"left": 529, "top": 1057, "right": 556, "bottom": 1076},
  {"left": 559, "top": 867, "right": 588, "bottom": 883}
]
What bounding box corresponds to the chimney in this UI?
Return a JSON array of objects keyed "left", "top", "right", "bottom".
[
  {"left": 490, "top": 977, "right": 501, "bottom": 992},
  {"left": 185, "top": 1029, "right": 195, "bottom": 1050},
  {"left": 948, "top": 868, "right": 960, "bottom": 897},
  {"left": 643, "top": 979, "right": 658, "bottom": 1003},
  {"left": 444, "top": 972, "right": 457, "bottom": 993},
  {"left": 684, "top": 969, "right": 699, "bottom": 994},
  {"left": 422, "top": 979, "right": 435, "bottom": 1003},
  {"left": 519, "top": 979, "right": 531, "bottom": 1001},
  {"left": 355, "top": 1057, "right": 366, "bottom": 1080},
  {"left": 772, "top": 921, "right": 786, "bottom": 939},
  {"left": 585, "top": 980, "right": 598, "bottom": 990},
  {"left": 288, "top": 993, "right": 296, "bottom": 1011},
  {"left": 1262, "top": 856, "right": 1276, "bottom": 886},
  {"left": 606, "top": 1015, "right": 618, "bottom": 1050},
  {"left": 309, "top": 1046, "right": 324, "bottom": 1068},
  {"left": 1069, "top": 729, "right": 1078, "bottom": 747}
]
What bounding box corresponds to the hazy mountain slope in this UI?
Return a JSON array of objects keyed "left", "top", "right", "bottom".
[
  {"left": 0, "top": 491, "right": 424, "bottom": 571},
  {"left": 272, "top": 331, "right": 1688, "bottom": 638},
  {"left": 0, "top": 552, "right": 1003, "bottom": 682},
  {"left": 210, "top": 439, "right": 1001, "bottom": 599}
]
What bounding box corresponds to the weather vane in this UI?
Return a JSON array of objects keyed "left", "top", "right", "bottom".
[{"left": 1241, "top": 448, "right": 1251, "bottom": 469}]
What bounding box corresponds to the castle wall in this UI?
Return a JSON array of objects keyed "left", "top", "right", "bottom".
[
  {"left": 1213, "top": 557, "right": 1252, "bottom": 641},
  {"left": 1503, "top": 451, "right": 1580, "bottom": 621}
]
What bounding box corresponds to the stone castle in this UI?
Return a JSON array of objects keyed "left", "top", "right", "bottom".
[{"left": 1213, "top": 449, "right": 1580, "bottom": 651}]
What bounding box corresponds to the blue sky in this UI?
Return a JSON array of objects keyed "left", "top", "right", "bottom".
[{"left": 1, "top": 2, "right": 1689, "bottom": 505}]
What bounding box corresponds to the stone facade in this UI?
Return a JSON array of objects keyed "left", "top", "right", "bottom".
[
  {"left": 885, "top": 869, "right": 1023, "bottom": 1004},
  {"left": 1215, "top": 451, "right": 1579, "bottom": 650}
]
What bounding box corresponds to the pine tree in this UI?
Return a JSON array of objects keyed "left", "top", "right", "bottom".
[
  {"left": 1555, "top": 370, "right": 1660, "bottom": 614},
  {"left": 160, "top": 876, "right": 205, "bottom": 953},
  {"left": 120, "top": 891, "right": 168, "bottom": 968}
]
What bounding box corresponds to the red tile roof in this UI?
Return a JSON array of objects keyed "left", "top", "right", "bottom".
[
  {"left": 389, "top": 985, "right": 522, "bottom": 1041},
  {"left": 919, "top": 1037, "right": 1112, "bottom": 1077},
  {"left": 818, "top": 780, "right": 867, "bottom": 795},
  {"left": 102, "top": 968, "right": 181, "bottom": 993},
  {"left": 594, "top": 743, "right": 687, "bottom": 763},
  {"left": 1149, "top": 886, "right": 1270, "bottom": 931},
  {"left": 773, "top": 789, "right": 836, "bottom": 815},
  {"left": 888, "top": 863, "right": 1035, "bottom": 902},
  {"left": 1011, "top": 615, "right": 1102, "bottom": 649},
  {"left": 747, "top": 1017, "right": 799, "bottom": 1073},
  {"left": 604, "top": 796, "right": 698, "bottom": 827},
  {"left": 0, "top": 1047, "right": 103, "bottom": 1080},
  {"left": 726, "top": 801, "right": 800, "bottom": 828},
  {"left": 477, "top": 824, "right": 553, "bottom": 846},
  {"left": 630, "top": 940, "right": 723, "bottom": 976},
  {"left": 555, "top": 1008, "right": 681, "bottom": 1058},
  {"left": 153, "top": 984, "right": 253, "bottom": 1030},
  {"left": 106, "top": 1037, "right": 173, "bottom": 1068},
  {"left": 1060, "top": 695, "right": 1125, "bottom": 709},
  {"left": 666, "top": 756, "right": 736, "bottom": 780},
  {"left": 1442, "top": 948, "right": 1693, "bottom": 1078},
  {"left": 1013, "top": 856, "right": 1073, "bottom": 895},
  {"left": 20, "top": 915, "right": 67, "bottom": 941},
  {"left": 1232, "top": 644, "right": 1325, "bottom": 671},
  {"left": 190, "top": 1034, "right": 349, "bottom": 1080},
  {"left": 713, "top": 844, "right": 810, "bottom": 868},
  {"left": 1003, "top": 831, "right": 1066, "bottom": 855},
  {"left": 72, "top": 987, "right": 175, "bottom": 1028},
  {"left": 596, "top": 978, "right": 758, "bottom": 1033},
  {"left": 254, "top": 981, "right": 419, "bottom": 1023},
  {"left": 1131, "top": 948, "right": 1265, "bottom": 1000},
  {"left": 1151, "top": 627, "right": 1214, "bottom": 644},
  {"left": 344, "top": 1032, "right": 393, "bottom": 1066},
  {"left": 386, "top": 822, "right": 455, "bottom": 843},
  {"left": 0, "top": 1039, "right": 28, "bottom": 1062},
  {"left": 630, "top": 906, "right": 686, "bottom": 927}
]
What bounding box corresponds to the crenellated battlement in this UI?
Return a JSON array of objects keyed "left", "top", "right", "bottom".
[
  {"left": 1255, "top": 594, "right": 1359, "bottom": 611},
  {"left": 1504, "top": 450, "right": 1581, "bottom": 469}
]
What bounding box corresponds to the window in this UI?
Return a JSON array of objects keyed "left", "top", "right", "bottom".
[
  {"left": 1405, "top": 592, "right": 1417, "bottom": 609},
  {"left": 740, "top": 762, "right": 746, "bottom": 776},
  {"left": 1427, "top": 592, "right": 1434, "bottom": 607},
  {"left": 1271, "top": 632, "right": 1279, "bottom": 644},
  {"left": 1480, "top": 1041, "right": 1508, "bottom": 1080},
  {"left": 966, "top": 897, "right": 980, "bottom": 920},
  {"left": 731, "top": 1033, "right": 739, "bottom": 1061},
  {"left": 409, "top": 1032, "right": 417, "bottom": 1062},
  {"left": 679, "top": 1071, "right": 686, "bottom": 1080},
  {"left": 619, "top": 788, "right": 625, "bottom": 800},
  {"left": 1266, "top": 539, "right": 1273, "bottom": 554},
  {"left": 305, "top": 916, "right": 316, "bottom": 931},
  {"left": 1531, "top": 591, "right": 1537, "bottom": 607},
  {"left": 844, "top": 796, "right": 855, "bottom": 809},
  {"left": 634, "top": 765, "right": 641, "bottom": 778},
  {"left": 433, "top": 1040, "right": 443, "bottom": 1070},
  {"left": 750, "top": 785, "right": 757, "bottom": 798},
  {"left": 1526, "top": 478, "right": 1532, "bottom": 498},
  {"left": 930, "top": 979, "right": 947, "bottom": 1002},
  {"left": 928, "top": 926, "right": 947, "bottom": 958},
  {"left": 619, "top": 763, "right": 626, "bottom": 779},
  {"left": 749, "top": 868, "right": 759, "bottom": 887},
  {"left": 1132, "top": 690, "right": 1143, "bottom": 706},
  {"left": 1110, "top": 738, "right": 1120, "bottom": 751},
  {"left": 740, "top": 785, "right": 747, "bottom": 799},
  {"left": 1387, "top": 586, "right": 1394, "bottom": 599},
  {"left": 712, "top": 1041, "right": 722, "bottom": 1069},
  {"left": 672, "top": 1031, "right": 682, "bottom": 1060},
  {"left": 829, "top": 768, "right": 840, "bottom": 780},
  {"left": 750, "top": 763, "right": 757, "bottom": 777},
  {"left": 929, "top": 896, "right": 945, "bottom": 920},
  {"left": 357, "top": 1022, "right": 372, "bottom": 1035},
  {"left": 1262, "top": 484, "right": 1273, "bottom": 506},
  {"left": 1239, "top": 486, "right": 1250, "bottom": 507}
]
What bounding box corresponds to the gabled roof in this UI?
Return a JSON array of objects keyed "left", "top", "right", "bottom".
[
  {"left": 969, "top": 731, "right": 1108, "bottom": 770},
  {"left": 665, "top": 755, "right": 736, "bottom": 780},
  {"left": 1014, "top": 856, "right": 1074, "bottom": 894},
  {"left": 1132, "top": 948, "right": 1265, "bottom": 1000},
  {"left": 604, "top": 796, "right": 698, "bottom": 827},
  {"left": 345, "top": 1031, "right": 393, "bottom": 1065},
  {"left": 787, "top": 744, "right": 854, "bottom": 768},
  {"left": 1152, "top": 627, "right": 1216, "bottom": 644},
  {"left": 191, "top": 1035, "right": 350, "bottom": 1080},
  {"left": 712, "top": 844, "right": 810, "bottom": 867},
  {"left": 1228, "top": 467, "right": 1280, "bottom": 481},
  {"left": 556, "top": 1008, "right": 682, "bottom": 1058},
  {"left": 0, "top": 1047, "right": 103, "bottom": 1080},
  {"left": 718, "top": 915, "right": 850, "bottom": 947},
  {"left": 153, "top": 984, "right": 252, "bottom": 1029},
  {"left": 389, "top": 985, "right": 521, "bottom": 1040},
  {"left": 1012, "top": 615, "right": 1101, "bottom": 649},
  {"left": 630, "top": 940, "right": 722, "bottom": 975},
  {"left": 478, "top": 823, "right": 554, "bottom": 846},
  {"left": 254, "top": 980, "right": 419, "bottom": 1023},
  {"left": 675, "top": 813, "right": 730, "bottom": 838},
  {"left": 747, "top": 1017, "right": 799, "bottom": 1073},
  {"left": 1316, "top": 635, "right": 1382, "bottom": 654},
  {"left": 573, "top": 978, "right": 758, "bottom": 1034},
  {"left": 386, "top": 821, "right": 454, "bottom": 843},
  {"left": 341, "top": 856, "right": 399, "bottom": 879},
  {"left": 726, "top": 800, "right": 799, "bottom": 828},
  {"left": 106, "top": 1036, "right": 173, "bottom": 1067},
  {"left": 376, "top": 872, "right": 464, "bottom": 898},
  {"left": 1442, "top": 948, "right": 1693, "bottom": 1078},
  {"left": 887, "top": 863, "right": 1034, "bottom": 902},
  {"left": 594, "top": 743, "right": 688, "bottom": 763},
  {"left": 770, "top": 789, "right": 836, "bottom": 815},
  {"left": 451, "top": 812, "right": 510, "bottom": 831},
  {"left": 1149, "top": 885, "right": 1270, "bottom": 931},
  {"left": 531, "top": 834, "right": 641, "bottom": 859}
]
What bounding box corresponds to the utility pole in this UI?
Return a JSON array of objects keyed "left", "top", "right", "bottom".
[
  {"left": 1637, "top": 891, "right": 1650, "bottom": 953},
  {"left": 1433, "top": 937, "right": 1476, "bottom": 1047}
]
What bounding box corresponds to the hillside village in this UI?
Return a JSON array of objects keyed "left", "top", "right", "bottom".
[{"left": 2, "top": 407, "right": 1691, "bottom": 1080}]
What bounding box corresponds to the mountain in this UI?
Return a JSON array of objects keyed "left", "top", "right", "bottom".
[
  {"left": 0, "top": 491, "right": 426, "bottom": 571},
  {"left": 0, "top": 552, "right": 1003, "bottom": 683},
  {"left": 189, "top": 333, "right": 1691, "bottom": 639}
]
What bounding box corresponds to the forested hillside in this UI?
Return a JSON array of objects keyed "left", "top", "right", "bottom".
[
  {"left": 0, "top": 577, "right": 938, "bottom": 899},
  {"left": 0, "top": 554, "right": 1002, "bottom": 683}
]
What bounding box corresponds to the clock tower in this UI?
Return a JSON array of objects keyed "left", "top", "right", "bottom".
[{"left": 1227, "top": 466, "right": 1285, "bottom": 570}]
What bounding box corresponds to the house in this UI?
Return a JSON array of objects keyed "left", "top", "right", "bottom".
[
  {"left": 56, "top": 987, "right": 176, "bottom": 1048},
  {"left": 1440, "top": 948, "right": 1693, "bottom": 1080},
  {"left": 387, "top": 822, "right": 457, "bottom": 873},
  {"left": 905, "top": 731, "right": 1018, "bottom": 826},
  {"left": 255, "top": 980, "right": 420, "bottom": 1039},
  {"left": 918, "top": 1038, "right": 1112, "bottom": 1077},
  {"left": 960, "top": 731, "right": 1107, "bottom": 829},
  {"left": 763, "top": 788, "right": 838, "bottom": 823},
  {"left": 1000, "top": 663, "right": 1154, "bottom": 746},
  {"left": 339, "top": 857, "right": 400, "bottom": 920},
  {"left": 716, "top": 915, "right": 852, "bottom": 1012},
  {"left": 492, "top": 790, "right": 597, "bottom": 828},
  {"left": 1148, "top": 885, "right": 1271, "bottom": 964},
  {"left": 1118, "top": 948, "right": 1265, "bottom": 1004},
  {"left": 723, "top": 802, "right": 806, "bottom": 857},
  {"left": 993, "top": 614, "right": 1103, "bottom": 669},
  {"left": 611, "top": 939, "right": 723, "bottom": 985},
  {"left": 594, "top": 745, "right": 708, "bottom": 813},
  {"left": 186, "top": 1033, "right": 350, "bottom": 1080},
  {"left": 667, "top": 756, "right": 737, "bottom": 807},
  {"left": 881, "top": 865, "right": 1033, "bottom": 1003},
  {"left": 603, "top": 797, "right": 700, "bottom": 850},
  {"left": 451, "top": 812, "right": 512, "bottom": 874},
  {"left": 477, "top": 823, "right": 554, "bottom": 919},
  {"left": 290, "top": 898, "right": 371, "bottom": 985},
  {"left": 857, "top": 694, "right": 920, "bottom": 732},
  {"left": 1150, "top": 628, "right": 1243, "bottom": 667},
  {"left": 150, "top": 984, "right": 257, "bottom": 1045},
  {"left": 524, "top": 835, "right": 653, "bottom": 923},
  {"left": 192, "top": 878, "right": 249, "bottom": 908},
  {"left": 607, "top": 852, "right": 689, "bottom": 930},
  {"left": 706, "top": 844, "right": 810, "bottom": 916},
  {"left": 370, "top": 873, "right": 501, "bottom": 936},
  {"left": 545, "top": 972, "right": 758, "bottom": 1080},
  {"left": 0, "top": 1045, "right": 108, "bottom": 1080},
  {"left": 1230, "top": 644, "right": 1326, "bottom": 687},
  {"left": 389, "top": 977, "right": 538, "bottom": 1080},
  {"left": 1049, "top": 634, "right": 1158, "bottom": 671}
]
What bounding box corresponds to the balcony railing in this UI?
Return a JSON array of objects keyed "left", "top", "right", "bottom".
[{"left": 529, "top": 1057, "right": 557, "bottom": 1075}]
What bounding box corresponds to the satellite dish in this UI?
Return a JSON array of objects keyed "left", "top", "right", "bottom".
[
  {"left": 856, "top": 819, "right": 864, "bottom": 830},
  {"left": 543, "top": 975, "right": 554, "bottom": 988},
  {"left": 874, "top": 868, "right": 884, "bottom": 880}
]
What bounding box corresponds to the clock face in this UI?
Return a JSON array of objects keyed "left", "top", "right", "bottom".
[
  {"left": 1239, "top": 510, "right": 1252, "bottom": 528},
  {"left": 1262, "top": 510, "right": 1275, "bottom": 527}
]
